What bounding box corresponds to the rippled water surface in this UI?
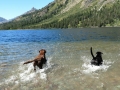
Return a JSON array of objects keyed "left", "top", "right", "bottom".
[{"left": 0, "top": 28, "right": 120, "bottom": 90}]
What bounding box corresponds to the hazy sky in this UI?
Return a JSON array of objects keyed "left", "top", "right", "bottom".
[{"left": 0, "top": 0, "right": 54, "bottom": 20}]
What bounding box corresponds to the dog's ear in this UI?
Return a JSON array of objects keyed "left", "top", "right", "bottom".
[{"left": 44, "top": 50, "right": 46, "bottom": 53}]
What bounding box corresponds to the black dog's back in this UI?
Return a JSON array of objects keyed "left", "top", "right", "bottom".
[{"left": 90, "top": 47, "right": 103, "bottom": 66}]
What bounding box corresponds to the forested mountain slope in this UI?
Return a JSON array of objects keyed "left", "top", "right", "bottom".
[{"left": 0, "top": 0, "right": 120, "bottom": 30}]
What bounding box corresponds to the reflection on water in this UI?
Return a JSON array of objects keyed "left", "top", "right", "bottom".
[{"left": 0, "top": 27, "right": 120, "bottom": 90}]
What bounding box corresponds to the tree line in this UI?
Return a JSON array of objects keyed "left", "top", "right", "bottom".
[
  {"left": 0, "top": 1, "right": 120, "bottom": 30},
  {"left": 41, "top": 1, "right": 120, "bottom": 28}
]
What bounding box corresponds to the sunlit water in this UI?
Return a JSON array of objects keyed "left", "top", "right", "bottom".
[{"left": 0, "top": 28, "right": 120, "bottom": 90}]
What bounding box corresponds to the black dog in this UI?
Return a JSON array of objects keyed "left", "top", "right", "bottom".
[{"left": 90, "top": 47, "right": 103, "bottom": 66}]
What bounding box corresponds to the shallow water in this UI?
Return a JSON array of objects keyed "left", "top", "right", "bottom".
[{"left": 0, "top": 28, "right": 120, "bottom": 90}]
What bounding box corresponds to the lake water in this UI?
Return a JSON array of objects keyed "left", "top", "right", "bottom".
[{"left": 0, "top": 27, "right": 120, "bottom": 90}]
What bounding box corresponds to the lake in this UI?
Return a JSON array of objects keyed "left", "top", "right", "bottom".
[{"left": 0, "top": 27, "right": 120, "bottom": 90}]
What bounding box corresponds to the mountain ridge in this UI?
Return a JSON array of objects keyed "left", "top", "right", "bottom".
[
  {"left": 0, "top": 0, "right": 120, "bottom": 29},
  {"left": 24, "top": 7, "right": 37, "bottom": 15},
  {"left": 0, "top": 17, "right": 7, "bottom": 23}
]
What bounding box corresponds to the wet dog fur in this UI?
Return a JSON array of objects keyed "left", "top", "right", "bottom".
[
  {"left": 23, "top": 49, "right": 47, "bottom": 71},
  {"left": 90, "top": 47, "right": 103, "bottom": 66}
]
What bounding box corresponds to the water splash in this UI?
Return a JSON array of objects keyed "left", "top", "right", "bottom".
[
  {"left": 81, "top": 56, "right": 113, "bottom": 74},
  {"left": 0, "top": 57, "right": 53, "bottom": 86}
]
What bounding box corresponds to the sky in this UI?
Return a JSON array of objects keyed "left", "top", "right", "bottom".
[{"left": 0, "top": 0, "right": 54, "bottom": 20}]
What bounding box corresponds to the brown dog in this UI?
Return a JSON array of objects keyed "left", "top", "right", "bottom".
[{"left": 23, "top": 49, "right": 47, "bottom": 71}]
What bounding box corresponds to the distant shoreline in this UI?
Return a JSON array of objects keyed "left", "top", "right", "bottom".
[{"left": 0, "top": 26, "right": 120, "bottom": 30}]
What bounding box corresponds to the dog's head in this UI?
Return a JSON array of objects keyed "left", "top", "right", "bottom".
[
  {"left": 39, "top": 49, "right": 46, "bottom": 54},
  {"left": 96, "top": 52, "right": 103, "bottom": 55}
]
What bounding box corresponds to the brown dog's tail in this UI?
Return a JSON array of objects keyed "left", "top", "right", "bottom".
[{"left": 23, "top": 60, "right": 34, "bottom": 64}]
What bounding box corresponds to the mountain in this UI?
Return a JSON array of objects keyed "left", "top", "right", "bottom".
[
  {"left": 0, "top": 17, "right": 7, "bottom": 23},
  {"left": 8, "top": 7, "right": 38, "bottom": 22},
  {"left": 0, "top": 0, "right": 120, "bottom": 30},
  {"left": 24, "top": 7, "right": 37, "bottom": 15}
]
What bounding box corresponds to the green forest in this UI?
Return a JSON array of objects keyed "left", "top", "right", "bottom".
[{"left": 0, "top": 1, "right": 120, "bottom": 30}]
